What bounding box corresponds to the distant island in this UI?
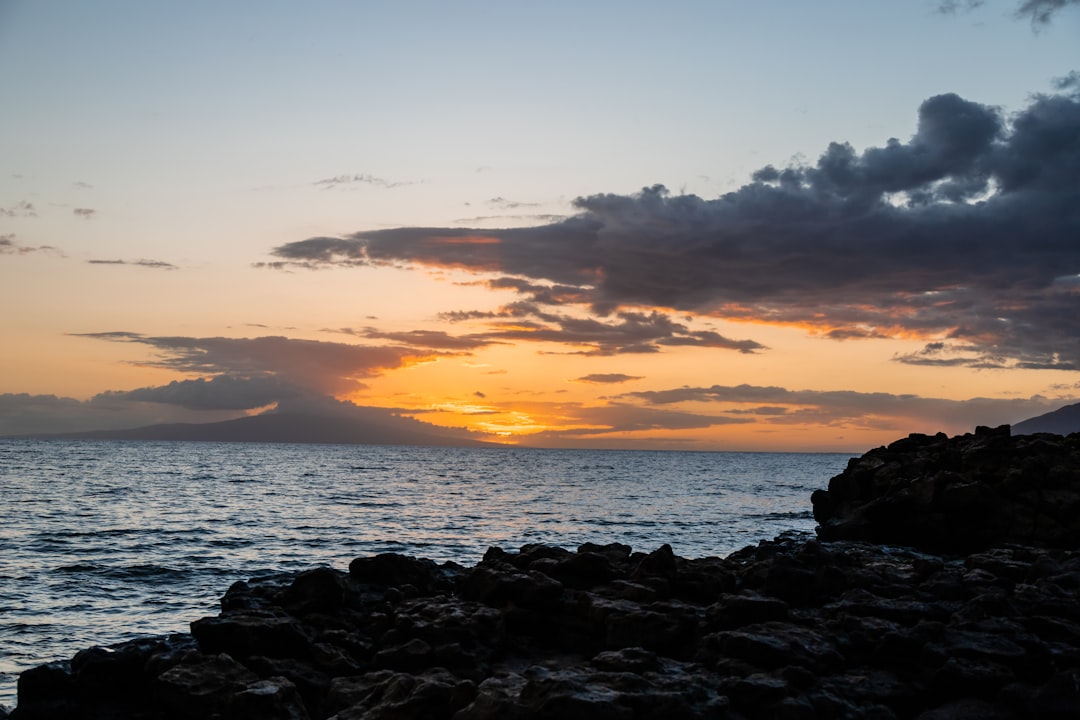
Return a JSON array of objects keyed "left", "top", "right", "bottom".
[
  {"left": 6, "top": 399, "right": 1079, "bottom": 450},
  {"left": 1013, "top": 400, "right": 1080, "bottom": 436},
  {"left": 7, "top": 406, "right": 492, "bottom": 448}
]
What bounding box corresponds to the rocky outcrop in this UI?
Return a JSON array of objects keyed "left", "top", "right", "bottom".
[
  {"left": 11, "top": 427, "right": 1080, "bottom": 719},
  {"left": 11, "top": 536, "right": 1080, "bottom": 719},
  {"left": 812, "top": 426, "right": 1080, "bottom": 552}
]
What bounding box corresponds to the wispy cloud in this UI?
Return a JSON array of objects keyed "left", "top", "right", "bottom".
[
  {"left": 327, "top": 327, "right": 496, "bottom": 351},
  {"left": 73, "top": 207, "right": 96, "bottom": 219},
  {"left": 312, "top": 173, "right": 416, "bottom": 190},
  {"left": 0, "top": 201, "right": 37, "bottom": 218},
  {"left": 487, "top": 197, "right": 541, "bottom": 210},
  {"left": 440, "top": 306, "right": 762, "bottom": 356},
  {"left": 0, "top": 233, "right": 64, "bottom": 256},
  {"left": 87, "top": 258, "right": 178, "bottom": 269},
  {"left": 265, "top": 85, "right": 1080, "bottom": 371},
  {"left": 453, "top": 213, "right": 567, "bottom": 225},
  {"left": 573, "top": 373, "right": 644, "bottom": 384},
  {"left": 938, "top": 0, "right": 1079, "bottom": 24},
  {"left": 1014, "top": 0, "right": 1080, "bottom": 24}
]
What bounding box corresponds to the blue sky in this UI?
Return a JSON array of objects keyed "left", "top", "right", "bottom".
[{"left": 1, "top": 1, "right": 1078, "bottom": 450}]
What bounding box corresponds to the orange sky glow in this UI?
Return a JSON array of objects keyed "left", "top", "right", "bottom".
[{"left": 2, "top": 2, "right": 1078, "bottom": 452}]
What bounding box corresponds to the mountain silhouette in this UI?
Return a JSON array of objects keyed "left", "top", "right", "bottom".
[
  {"left": 14, "top": 407, "right": 490, "bottom": 447},
  {"left": 1013, "top": 402, "right": 1080, "bottom": 436}
]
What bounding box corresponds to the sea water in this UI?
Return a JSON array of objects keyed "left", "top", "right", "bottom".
[{"left": 0, "top": 439, "right": 851, "bottom": 708}]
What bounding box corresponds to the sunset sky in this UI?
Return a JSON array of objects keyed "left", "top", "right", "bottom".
[{"left": 2, "top": 0, "right": 1078, "bottom": 451}]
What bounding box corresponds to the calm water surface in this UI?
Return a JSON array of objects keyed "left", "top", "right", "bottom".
[{"left": 0, "top": 439, "right": 850, "bottom": 708}]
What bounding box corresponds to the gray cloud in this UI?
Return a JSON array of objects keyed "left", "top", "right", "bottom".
[
  {"left": 74, "top": 332, "right": 440, "bottom": 396},
  {"left": 0, "top": 392, "right": 241, "bottom": 436},
  {"left": 102, "top": 375, "right": 292, "bottom": 411},
  {"left": 623, "top": 383, "right": 1066, "bottom": 432},
  {"left": 487, "top": 197, "right": 541, "bottom": 210},
  {"left": 938, "top": 0, "right": 1079, "bottom": 23},
  {"left": 73, "top": 207, "right": 96, "bottom": 219},
  {"left": 266, "top": 86, "right": 1080, "bottom": 370},
  {"left": 1015, "top": 0, "right": 1080, "bottom": 23},
  {"left": 0, "top": 201, "right": 37, "bottom": 218},
  {"left": 0, "top": 233, "right": 64, "bottom": 256},
  {"left": 0, "top": 388, "right": 481, "bottom": 440},
  {"left": 517, "top": 402, "right": 750, "bottom": 444},
  {"left": 328, "top": 304, "right": 761, "bottom": 358},
  {"left": 453, "top": 214, "right": 568, "bottom": 225},
  {"left": 573, "top": 373, "right": 644, "bottom": 384},
  {"left": 329, "top": 327, "right": 497, "bottom": 351},
  {"left": 87, "top": 259, "right": 178, "bottom": 269},
  {"left": 447, "top": 306, "right": 763, "bottom": 356}
]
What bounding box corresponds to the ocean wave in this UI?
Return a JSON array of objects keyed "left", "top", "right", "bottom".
[{"left": 56, "top": 563, "right": 188, "bottom": 581}]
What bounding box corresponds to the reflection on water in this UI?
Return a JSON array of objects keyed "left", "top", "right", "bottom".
[{"left": 0, "top": 439, "right": 849, "bottom": 707}]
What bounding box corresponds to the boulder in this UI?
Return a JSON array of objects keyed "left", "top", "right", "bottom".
[{"left": 813, "top": 426, "right": 1080, "bottom": 552}]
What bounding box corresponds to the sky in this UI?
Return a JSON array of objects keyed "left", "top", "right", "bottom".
[{"left": 1, "top": 0, "right": 1078, "bottom": 452}]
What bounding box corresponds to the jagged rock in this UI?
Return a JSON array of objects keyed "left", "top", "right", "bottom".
[
  {"left": 232, "top": 676, "right": 311, "bottom": 720},
  {"left": 813, "top": 426, "right": 1080, "bottom": 552},
  {"left": 155, "top": 652, "right": 260, "bottom": 718},
  {"left": 348, "top": 553, "right": 457, "bottom": 597}
]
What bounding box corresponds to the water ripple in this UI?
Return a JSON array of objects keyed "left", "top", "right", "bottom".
[{"left": 0, "top": 439, "right": 849, "bottom": 708}]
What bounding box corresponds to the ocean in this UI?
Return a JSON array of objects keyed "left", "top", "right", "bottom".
[{"left": 0, "top": 439, "right": 851, "bottom": 709}]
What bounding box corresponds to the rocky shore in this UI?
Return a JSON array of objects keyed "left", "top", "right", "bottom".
[{"left": 8, "top": 426, "right": 1080, "bottom": 719}]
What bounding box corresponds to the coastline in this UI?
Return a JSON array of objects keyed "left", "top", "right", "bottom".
[{"left": 7, "top": 427, "right": 1080, "bottom": 719}]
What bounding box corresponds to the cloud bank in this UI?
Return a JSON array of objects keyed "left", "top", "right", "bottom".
[
  {"left": 266, "top": 86, "right": 1080, "bottom": 371},
  {"left": 0, "top": 334, "right": 463, "bottom": 437},
  {"left": 74, "top": 332, "right": 441, "bottom": 396}
]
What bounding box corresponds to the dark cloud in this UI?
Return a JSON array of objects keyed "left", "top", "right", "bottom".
[
  {"left": 457, "top": 307, "right": 762, "bottom": 356},
  {"left": 87, "top": 259, "right": 178, "bottom": 269},
  {"left": 331, "top": 327, "right": 497, "bottom": 351},
  {"left": 255, "top": 236, "right": 369, "bottom": 270},
  {"left": 266, "top": 86, "right": 1080, "bottom": 370},
  {"left": 0, "top": 389, "right": 483, "bottom": 440},
  {"left": 1055, "top": 71, "right": 1080, "bottom": 91},
  {"left": 0, "top": 392, "right": 240, "bottom": 436},
  {"left": 74, "top": 333, "right": 439, "bottom": 395},
  {"left": 330, "top": 305, "right": 760, "bottom": 358},
  {"left": 623, "top": 383, "right": 1064, "bottom": 432},
  {"left": 938, "top": 0, "right": 1079, "bottom": 23},
  {"left": 573, "top": 373, "right": 644, "bottom": 384},
  {"left": 73, "top": 207, "right": 95, "bottom": 219},
  {"left": 1015, "top": 0, "right": 1080, "bottom": 23},
  {"left": 102, "top": 375, "right": 292, "bottom": 411},
  {"left": 470, "top": 277, "right": 597, "bottom": 306},
  {"left": 936, "top": 0, "right": 986, "bottom": 14}
]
